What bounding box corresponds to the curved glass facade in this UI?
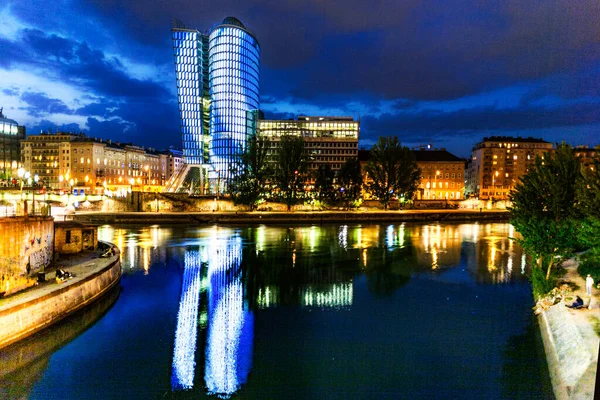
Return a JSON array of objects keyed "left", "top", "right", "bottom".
[{"left": 208, "top": 23, "right": 260, "bottom": 184}]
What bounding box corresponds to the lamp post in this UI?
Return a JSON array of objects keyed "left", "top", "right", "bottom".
[
  {"left": 492, "top": 171, "right": 499, "bottom": 201},
  {"left": 434, "top": 170, "right": 440, "bottom": 199},
  {"left": 32, "top": 174, "right": 39, "bottom": 215},
  {"left": 17, "top": 167, "right": 25, "bottom": 215}
]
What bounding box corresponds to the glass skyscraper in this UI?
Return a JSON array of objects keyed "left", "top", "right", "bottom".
[{"left": 170, "top": 17, "right": 260, "bottom": 193}]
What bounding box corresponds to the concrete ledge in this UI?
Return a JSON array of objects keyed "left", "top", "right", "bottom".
[
  {"left": 0, "top": 242, "right": 121, "bottom": 350},
  {"left": 538, "top": 304, "right": 599, "bottom": 399}
]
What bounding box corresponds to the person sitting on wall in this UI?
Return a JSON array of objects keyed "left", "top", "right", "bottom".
[
  {"left": 565, "top": 296, "right": 585, "bottom": 309},
  {"left": 55, "top": 268, "right": 73, "bottom": 282}
]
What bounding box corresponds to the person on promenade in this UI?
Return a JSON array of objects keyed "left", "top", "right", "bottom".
[{"left": 586, "top": 274, "right": 594, "bottom": 296}]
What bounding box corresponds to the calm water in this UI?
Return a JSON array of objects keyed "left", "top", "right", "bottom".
[{"left": 0, "top": 223, "right": 553, "bottom": 399}]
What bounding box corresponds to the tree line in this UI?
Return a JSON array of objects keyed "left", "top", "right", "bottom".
[
  {"left": 509, "top": 144, "right": 600, "bottom": 299},
  {"left": 228, "top": 135, "right": 421, "bottom": 211}
]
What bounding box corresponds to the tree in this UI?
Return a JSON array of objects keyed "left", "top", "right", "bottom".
[
  {"left": 575, "top": 158, "right": 600, "bottom": 278},
  {"left": 228, "top": 135, "right": 272, "bottom": 210},
  {"left": 364, "top": 136, "right": 421, "bottom": 210},
  {"left": 509, "top": 144, "right": 582, "bottom": 282},
  {"left": 313, "top": 164, "right": 335, "bottom": 204},
  {"left": 275, "top": 135, "right": 307, "bottom": 211},
  {"left": 336, "top": 158, "right": 363, "bottom": 209}
]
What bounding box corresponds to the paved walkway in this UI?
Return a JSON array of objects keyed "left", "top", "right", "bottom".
[{"left": 0, "top": 247, "right": 118, "bottom": 313}]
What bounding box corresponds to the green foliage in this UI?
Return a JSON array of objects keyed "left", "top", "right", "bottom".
[
  {"left": 588, "top": 316, "right": 600, "bottom": 338},
  {"left": 577, "top": 253, "right": 600, "bottom": 282},
  {"left": 336, "top": 158, "right": 363, "bottom": 209},
  {"left": 575, "top": 158, "right": 600, "bottom": 276},
  {"left": 313, "top": 164, "right": 335, "bottom": 204},
  {"left": 530, "top": 265, "right": 558, "bottom": 300},
  {"left": 509, "top": 143, "right": 582, "bottom": 280},
  {"left": 275, "top": 135, "right": 307, "bottom": 211},
  {"left": 228, "top": 135, "right": 272, "bottom": 210},
  {"left": 364, "top": 136, "right": 421, "bottom": 210}
]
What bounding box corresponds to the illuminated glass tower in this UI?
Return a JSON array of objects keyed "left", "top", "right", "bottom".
[
  {"left": 170, "top": 17, "right": 260, "bottom": 194},
  {"left": 208, "top": 17, "right": 260, "bottom": 186}
]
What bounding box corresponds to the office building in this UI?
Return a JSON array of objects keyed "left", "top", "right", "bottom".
[
  {"left": 0, "top": 108, "right": 26, "bottom": 179},
  {"left": 169, "top": 17, "right": 260, "bottom": 194},
  {"left": 258, "top": 116, "right": 359, "bottom": 172},
  {"left": 467, "top": 136, "right": 553, "bottom": 200}
]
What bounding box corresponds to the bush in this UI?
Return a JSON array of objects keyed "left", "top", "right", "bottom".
[
  {"left": 578, "top": 254, "right": 600, "bottom": 282},
  {"left": 530, "top": 267, "right": 558, "bottom": 300}
]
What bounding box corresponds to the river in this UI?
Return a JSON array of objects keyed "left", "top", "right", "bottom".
[{"left": 0, "top": 222, "right": 553, "bottom": 399}]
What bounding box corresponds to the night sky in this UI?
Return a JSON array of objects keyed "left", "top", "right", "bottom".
[{"left": 1, "top": 0, "right": 599, "bottom": 157}]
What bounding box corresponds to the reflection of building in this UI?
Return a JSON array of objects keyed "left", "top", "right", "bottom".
[
  {"left": 413, "top": 149, "right": 466, "bottom": 200},
  {"left": 411, "top": 224, "right": 462, "bottom": 270},
  {"left": 205, "top": 233, "right": 253, "bottom": 397},
  {"left": 0, "top": 108, "right": 26, "bottom": 179},
  {"left": 170, "top": 17, "right": 260, "bottom": 194},
  {"left": 258, "top": 116, "right": 359, "bottom": 173},
  {"left": 467, "top": 136, "right": 553, "bottom": 200}
]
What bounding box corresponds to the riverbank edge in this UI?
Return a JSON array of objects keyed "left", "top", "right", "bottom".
[
  {"left": 537, "top": 300, "right": 599, "bottom": 399},
  {"left": 0, "top": 242, "right": 121, "bottom": 350},
  {"left": 72, "top": 210, "right": 509, "bottom": 225}
]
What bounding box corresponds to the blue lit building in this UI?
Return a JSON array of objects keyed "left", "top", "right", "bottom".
[{"left": 169, "top": 17, "right": 260, "bottom": 194}]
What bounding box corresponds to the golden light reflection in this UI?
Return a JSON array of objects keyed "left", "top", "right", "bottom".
[{"left": 362, "top": 248, "right": 368, "bottom": 268}]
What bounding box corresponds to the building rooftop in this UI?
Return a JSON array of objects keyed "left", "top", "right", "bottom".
[
  {"left": 413, "top": 149, "right": 465, "bottom": 163},
  {"left": 481, "top": 136, "right": 550, "bottom": 143}
]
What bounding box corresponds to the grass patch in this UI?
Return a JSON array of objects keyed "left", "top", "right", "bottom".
[{"left": 589, "top": 316, "right": 600, "bottom": 338}]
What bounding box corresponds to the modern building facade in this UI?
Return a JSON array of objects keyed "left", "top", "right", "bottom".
[
  {"left": 467, "top": 136, "right": 553, "bottom": 200},
  {"left": 258, "top": 116, "right": 359, "bottom": 173},
  {"left": 170, "top": 17, "right": 260, "bottom": 194},
  {"left": 0, "top": 108, "right": 26, "bottom": 180}
]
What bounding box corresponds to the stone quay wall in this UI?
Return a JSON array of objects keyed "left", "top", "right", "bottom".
[
  {"left": 73, "top": 210, "right": 509, "bottom": 226},
  {"left": 538, "top": 305, "right": 599, "bottom": 399},
  {"left": 0, "top": 216, "right": 54, "bottom": 297},
  {"left": 0, "top": 242, "right": 121, "bottom": 350}
]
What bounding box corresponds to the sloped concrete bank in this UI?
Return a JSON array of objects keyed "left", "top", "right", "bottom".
[
  {"left": 0, "top": 242, "right": 121, "bottom": 350},
  {"left": 73, "top": 210, "right": 509, "bottom": 225},
  {"left": 538, "top": 305, "right": 599, "bottom": 399}
]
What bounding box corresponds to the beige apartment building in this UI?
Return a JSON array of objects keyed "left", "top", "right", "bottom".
[
  {"left": 21, "top": 133, "right": 174, "bottom": 192},
  {"left": 413, "top": 149, "right": 466, "bottom": 200},
  {"left": 467, "top": 136, "right": 553, "bottom": 200}
]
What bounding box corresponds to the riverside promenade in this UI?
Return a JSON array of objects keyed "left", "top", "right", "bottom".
[
  {"left": 71, "top": 209, "right": 510, "bottom": 225},
  {"left": 0, "top": 242, "right": 121, "bottom": 350}
]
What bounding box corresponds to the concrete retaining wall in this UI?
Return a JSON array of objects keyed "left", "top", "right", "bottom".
[
  {"left": 0, "top": 244, "right": 121, "bottom": 350},
  {"left": 0, "top": 216, "right": 54, "bottom": 296},
  {"left": 538, "top": 305, "right": 599, "bottom": 399}
]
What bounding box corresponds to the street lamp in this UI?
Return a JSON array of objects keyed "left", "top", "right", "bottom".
[
  {"left": 434, "top": 170, "right": 440, "bottom": 199},
  {"left": 492, "top": 170, "right": 499, "bottom": 201},
  {"left": 32, "top": 174, "right": 39, "bottom": 215}
]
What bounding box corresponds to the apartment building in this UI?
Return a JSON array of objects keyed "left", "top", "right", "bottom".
[{"left": 468, "top": 136, "right": 553, "bottom": 200}]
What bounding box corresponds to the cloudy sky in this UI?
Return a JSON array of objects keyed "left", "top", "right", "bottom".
[{"left": 1, "top": 0, "right": 599, "bottom": 157}]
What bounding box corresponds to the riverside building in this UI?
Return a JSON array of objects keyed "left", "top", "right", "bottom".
[
  {"left": 0, "top": 108, "right": 26, "bottom": 180},
  {"left": 413, "top": 148, "right": 466, "bottom": 200},
  {"left": 21, "top": 133, "right": 171, "bottom": 193},
  {"left": 467, "top": 136, "right": 553, "bottom": 200},
  {"left": 258, "top": 116, "right": 359, "bottom": 173},
  {"left": 168, "top": 17, "right": 260, "bottom": 194}
]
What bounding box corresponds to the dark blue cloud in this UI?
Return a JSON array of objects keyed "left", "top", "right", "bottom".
[{"left": 20, "top": 91, "right": 72, "bottom": 117}]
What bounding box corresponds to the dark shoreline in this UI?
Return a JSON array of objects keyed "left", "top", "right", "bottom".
[{"left": 72, "top": 210, "right": 509, "bottom": 225}]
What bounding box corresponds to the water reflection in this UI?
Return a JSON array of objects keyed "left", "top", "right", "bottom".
[{"left": 94, "top": 222, "right": 531, "bottom": 398}]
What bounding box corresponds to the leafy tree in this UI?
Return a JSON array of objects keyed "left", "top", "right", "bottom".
[
  {"left": 336, "top": 158, "right": 363, "bottom": 209},
  {"left": 575, "top": 158, "right": 600, "bottom": 279},
  {"left": 275, "top": 135, "right": 307, "bottom": 211},
  {"left": 313, "top": 164, "right": 336, "bottom": 203},
  {"left": 509, "top": 144, "right": 582, "bottom": 282},
  {"left": 228, "top": 135, "right": 272, "bottom": 210},
  {"left": 364, "top": 136, "right": 421, "bottom": 210}
]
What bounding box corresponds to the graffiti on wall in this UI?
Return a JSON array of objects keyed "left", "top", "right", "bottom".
[{"left": 29, "top": 246, "right": 52, "bottom": 271}]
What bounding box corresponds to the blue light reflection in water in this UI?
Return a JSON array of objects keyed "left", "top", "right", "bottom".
[
  {"left": 205, "top": 230, "right": 253, "bottom": 398},
  {"left": 171, "top": 251, "right": 204, "bottom": 391}
]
